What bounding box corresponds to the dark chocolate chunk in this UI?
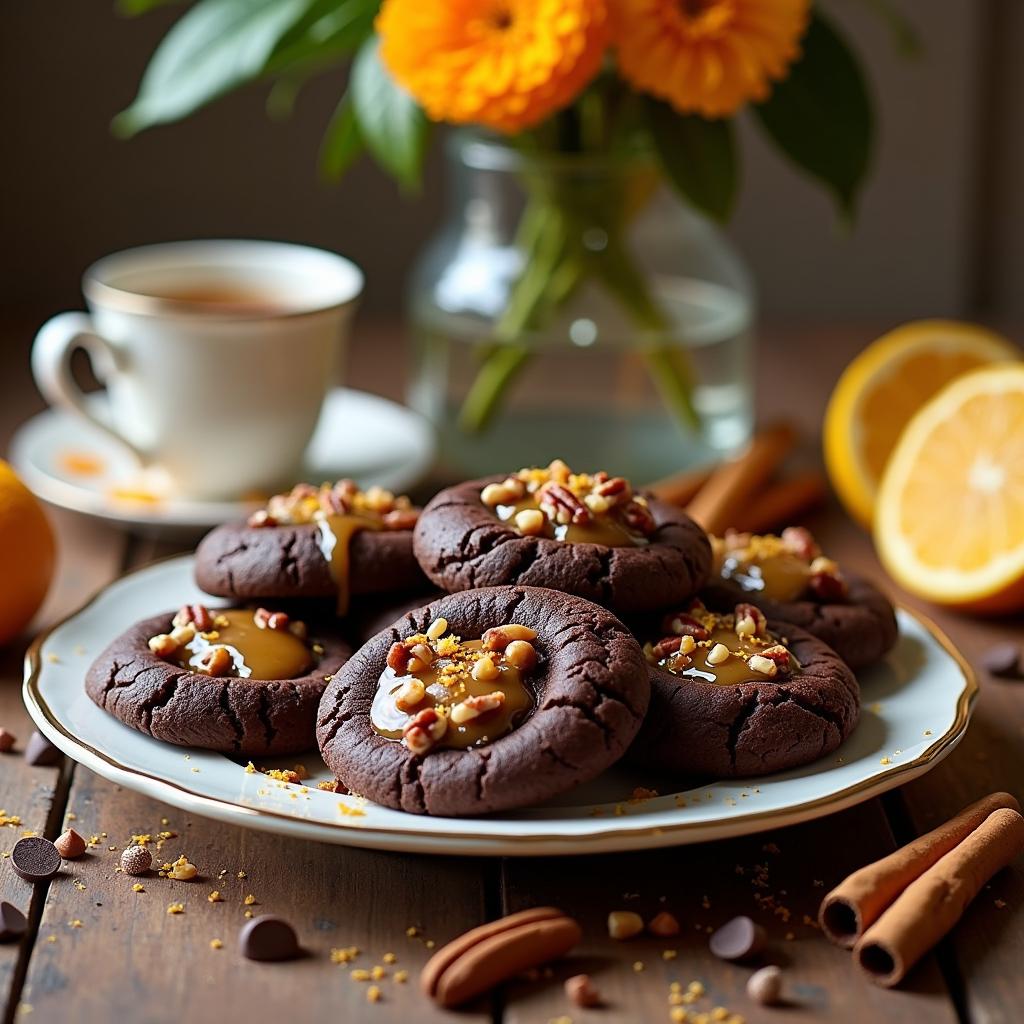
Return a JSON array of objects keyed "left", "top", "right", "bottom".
[
  {"left": 24, "top": 731, "right": 62, "bottom": 767},
  {"left": 709, "top": 916, "right": 767, "bottom": 961},
  {"left": 239, "top": 915, "right": 300, "bottom": 961},
  {"left": 983, "top": 643, "right": 1020, "bottom": 679},
  {"left": 0, "top": 902, "right": 28, "bottom": 942},
  {"left": 11, "top": 837, "right": 62, "bottom": 883}
]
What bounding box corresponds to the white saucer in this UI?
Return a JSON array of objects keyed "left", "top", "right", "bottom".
[
  {"left": 24, "top": 555, "right": 976, "bottom": 856},
  {"left": 9, "top": 388, "right": 436, "bottom": 531}
]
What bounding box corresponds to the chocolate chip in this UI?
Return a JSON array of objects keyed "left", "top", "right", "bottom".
[
  {"left": 239, "top": 915, "right": 300, "bottom": 961},
  {"left": 24, "top": 731, "right": 62, "bottom": 767},
  {"left": 983, "top": 643, "right": 1020, "bottom": 679},
  {"left": 709, "top": 915, "right": 766, "bottom": 961},
  {"left": 0, "top": 902, "right": 28, "bottom": 942},
  {"left": 54, "top": 829, "right": 87, "bottom": 859},
  {"left": 0, "top": 728, "right": 16, "bottom": 753},
  {"left": 11, "top": 837, "right": 62, "bottom": 882}
]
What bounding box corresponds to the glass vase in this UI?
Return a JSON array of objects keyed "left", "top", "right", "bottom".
[{"left": 408, "top": 133, "right": 756, "bottom": 482}]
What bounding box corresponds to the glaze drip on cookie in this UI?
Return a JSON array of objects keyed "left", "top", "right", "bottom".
[
  {"left": 713, "top": 527, "right": 848, "bottom": 603},
  {"left": 148, "top": 604, "right": 316, "bottom": 680},
  {"left": 371, "top": 618, "right": 536, "bottom": 753},
  {"left": 644, "top": 600, "right": 800, "bottom": 686},
  {"left": 247, "top": 480, "right": 420, "bottom": 614},
  {"left": 479, "top": 459, "right": 654, "bottom": 546}
]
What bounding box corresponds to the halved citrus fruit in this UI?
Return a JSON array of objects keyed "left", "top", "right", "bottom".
[
  {"left": 875, "top": 363, "right": 1024, "bottom": 613},
  {"left": 824, "top": 320, "right": 1017, "bottom": 527}
]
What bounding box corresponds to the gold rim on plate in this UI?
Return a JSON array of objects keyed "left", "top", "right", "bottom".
[{"left": 22, "top": 558, "right": 978, "bottom": 846}]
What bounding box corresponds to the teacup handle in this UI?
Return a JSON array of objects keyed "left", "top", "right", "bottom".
[{"left": 31, "top": 312, "right": 146, "bottom": 464}]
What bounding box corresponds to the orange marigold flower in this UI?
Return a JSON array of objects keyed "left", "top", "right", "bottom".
[
  {"left": 377, "top": 0, "right": 610, "bottom": 134},
  {"left": 611, "top": 0, "right": 810, "bottom": 118}
]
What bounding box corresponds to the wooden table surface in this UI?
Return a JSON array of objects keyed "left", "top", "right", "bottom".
[{"left": 0, "top": 321, "right": 1021, "bottom": 1024}]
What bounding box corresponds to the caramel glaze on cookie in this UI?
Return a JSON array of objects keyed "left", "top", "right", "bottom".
[
  {"left": 702, "top": 527, "right": 898, "bottom": 670},
  {"left": 628, "top": 599, "right": 859, "bottom": 779},
  {"left": 412, "top": 461, "right": 711, "bottom": 615},
  {"left": 194, "top": 480, "right": 427, "bottom": 615},
  {"left": 316, "top": 585, "right": 650, "bottom": 816},
  {"left": 85, "top": 604, "right": 351, "bottom": 755}
]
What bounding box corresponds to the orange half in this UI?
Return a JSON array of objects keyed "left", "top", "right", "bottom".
[{"left": 875, "top": 363, "right": 1024, "bottom": 612}]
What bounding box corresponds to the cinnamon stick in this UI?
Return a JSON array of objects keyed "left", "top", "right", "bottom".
[
  {"left": 820, "top": 791, "right": 1020, "bottom": 947},
  {"left": 731, "top": 471, "right": 828, "bottom": 534},
  {"left": 854, "top": 807, "right": 1024, "bottom": 986},
  {"left": 645, "top": 465, "right": 715, "bottom": 507},
  {"left": 685, "top": 422, "right": 797, "bottom": 535}
]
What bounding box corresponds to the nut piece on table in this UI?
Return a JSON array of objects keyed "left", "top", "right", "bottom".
[
  {"left": 421, "top": 907, "right": 581, "bottom": 1008},
  {"left": 747, "top": 965, "right": 784, "bottom": 1005},
  {"left": 648, "top": 911, "right": 681, "bottom": 937},
  {"left": 607, "top": 910, "right": 644, "bottom": 940},
  {"left": 120, "top": 845, "right": 153, "bottom": 876},
  {"left": 565, "top": 973, "right": 602, "bottom": 1007}
]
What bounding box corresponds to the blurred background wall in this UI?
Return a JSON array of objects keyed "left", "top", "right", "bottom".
[{"left": 1, "top": 0, "right": 1021, "bottom": 325}]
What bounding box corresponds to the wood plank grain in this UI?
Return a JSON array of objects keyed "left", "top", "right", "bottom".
[
  {"left": 15, "top": 770, "right": 493, "bottom": 1024},
  {"left": 0, "top": 510, "right": 128, "bottom": 1019},
  {"left": 502, "top": 801, "right": 959, "bottom": 1023},
  {"left": 13, "top": 529, "right": 494, "bottom": 1023}
]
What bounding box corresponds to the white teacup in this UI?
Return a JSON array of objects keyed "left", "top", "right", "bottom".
[{"left": 32, "top": 240, "right": 363, "bottom": 501}]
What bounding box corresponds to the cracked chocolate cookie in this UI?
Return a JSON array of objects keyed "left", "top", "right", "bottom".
[
  {"left": 85, "top": 603, "right": 350, "bottom": 755},
  {"left": 316, "top": 585, "right": 650, "bottom": 816},
  {"left": 194, "top": 480, "right": 426, "bottom": 615},
  {"left": 702, "top": 528, "right": 898, "bottom": 670},
  {"left": 629, "top": 599, "right": 859, "bottom": 778},
  {"left": 412, "top": 461, "right": 711, "bottom": 615}
]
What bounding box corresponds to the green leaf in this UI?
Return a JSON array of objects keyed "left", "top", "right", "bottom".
[
  {"left": 644, "top": 99, "right": 739, "bottom": 223},
  {"left": 117, "top": 0, "right": 183, "bottom": 14},
  {"left": 113, "top": 0, "right": 314, "bottom": 136},
  {"left": 319, "top": 93, "right": 364, "bottom": 180},
  {"left": 754, "top": 11, "right": 874, "bottom": 220},
  {"left": 349, "top": 37, "right": 428, "bottom": 191},
  {"left": 265, "top": 0, "right": 377, "bottom": 75}
]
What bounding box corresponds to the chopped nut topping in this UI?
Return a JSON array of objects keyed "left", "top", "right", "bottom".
[
  {"left": 247, "top": 480, "right": 418, "bottom": 530},
  {"left": 450, "top": 691, "right": 506, "bottom": 725},
  {"left": 402, "top": 708, "right": 448, "bottom": 755},
  {"left": 481, "top": 460, "right": 656, "bottom": 539}
]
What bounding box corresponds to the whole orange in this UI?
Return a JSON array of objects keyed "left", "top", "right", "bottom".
[{"left": 0, "top": 461, "right": 55, "bottom": 646}]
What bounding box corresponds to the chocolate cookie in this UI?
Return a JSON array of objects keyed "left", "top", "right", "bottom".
[
  {"left": 705, "top": 528, "right": 898, "bottom": 670},
  {"left": 412, "top": 462, "right": 711, "bottom": 615},
  {"left": 316, "top": 586, "right": 650, "bottom": 816},
  {"left": 350, "top": 589, "right": 446, "bottom": 646},
  {"left": 194, "top": 480, "right": 426, "bottom": 614},
  {"left": 86, "top": 603, "right": 350, "bottom": 755},
  {"left": 629, "top": 602, "right": 859, "bottom": 778}
]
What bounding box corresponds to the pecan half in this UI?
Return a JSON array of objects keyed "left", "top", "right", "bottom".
[
  {"left": 538, "top": 482, "right": 590, "bottom": 526},
  {"left": 781, "top": 526, "right": 820, "bottom": 561},
  {"left": 622, "top": 498, "right": 656, "bottom": 536},
  {"left": 661, "top": 612, "right": 711, "bottom": 642},
  {"left": 734, "top": 603, "right": 767, "bottom": 638}
]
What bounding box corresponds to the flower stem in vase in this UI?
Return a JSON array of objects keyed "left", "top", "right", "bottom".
[{"left": 457, "top": 157, "right": 700, "bottom": 435}]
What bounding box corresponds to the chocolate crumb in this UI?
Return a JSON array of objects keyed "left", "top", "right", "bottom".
[
  {"left": 0, "top": 902, "right": 28, "bottom": 942},
  {"left": 11, "top": 837, "right": 61, "bottom": 882},
  {"left": 240, "top": 915, "right": 300, "bottom": 961}
]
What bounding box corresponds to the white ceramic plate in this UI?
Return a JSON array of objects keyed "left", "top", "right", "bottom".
[
  {"left": 24, "top": 557, "right": 976, "bottom": 856},
  {"left": 9, "top": 388, "right": 435, "bottom": 532}
]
